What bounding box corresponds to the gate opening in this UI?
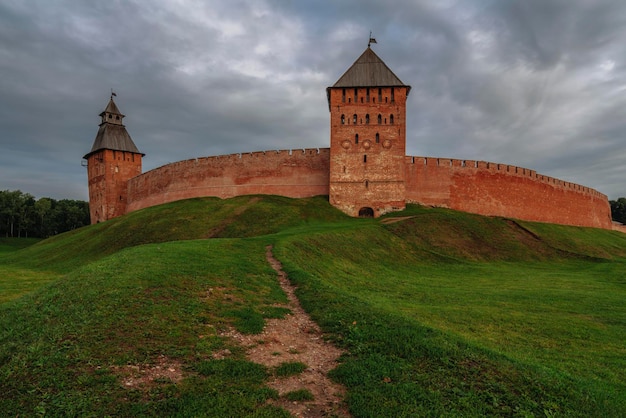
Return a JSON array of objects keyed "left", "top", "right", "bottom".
[{"left": 358, "top": 207, "right": 374, "bottom": 218}]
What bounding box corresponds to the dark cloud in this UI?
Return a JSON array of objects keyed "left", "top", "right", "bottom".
[{"left": 1, "top": 0, "right": 625, "bottom": 201}]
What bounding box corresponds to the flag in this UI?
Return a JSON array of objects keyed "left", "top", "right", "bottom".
[{"left": 368, "top": 31, "right": 377, "bottom": 47}]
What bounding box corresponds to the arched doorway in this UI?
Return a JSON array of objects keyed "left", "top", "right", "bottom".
[{"left": 358, "top": 207, "right": 374, "bottom": 218}]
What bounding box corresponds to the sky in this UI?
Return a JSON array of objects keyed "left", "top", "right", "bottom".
[{"left": 1, "top": 0, "right": 625, "bottom": 201}]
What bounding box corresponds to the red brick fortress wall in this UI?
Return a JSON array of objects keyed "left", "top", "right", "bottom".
[
  {"left": 405, "top": 157, "right": 612, "bottom": 229},
  {"left": 126, "top": 148, "right": 330, "bottom": 213}
]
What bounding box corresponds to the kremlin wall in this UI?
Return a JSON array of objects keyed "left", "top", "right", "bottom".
[
  {"left": 85, "top": 46, "right": 614, "bottom": 230},
  {"left": 122, "top": 149, "right": 610, "bottom": 229}
]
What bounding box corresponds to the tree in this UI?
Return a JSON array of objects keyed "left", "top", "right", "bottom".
[
  {"left": 34, "top": 197, "right": 52, "bottom": 237},
  {"left": 0, "top": 190, "right": 30, "bottom": 237},
  {"left": 0, "top": 190, "right": 89, "bottom": 238},
  {"left": 610, "top": 198, "right": 626, "bottom": 224}
]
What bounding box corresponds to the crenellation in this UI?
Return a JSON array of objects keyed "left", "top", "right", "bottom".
[{"left": 88, "top": 46, "right": 613, "bottom": 230}]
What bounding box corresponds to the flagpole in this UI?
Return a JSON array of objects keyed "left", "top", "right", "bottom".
[{"left": 368, "top": 31, "right": 377, "bottom": 47}]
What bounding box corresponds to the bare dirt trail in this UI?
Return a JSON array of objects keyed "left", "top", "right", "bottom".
[{"left": 221, "top": 245, "right": 351, "bottom": 417}]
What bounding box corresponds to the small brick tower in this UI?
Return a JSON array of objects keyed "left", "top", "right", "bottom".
[
  {"left": 84, "top": 95, "right": 143, "bottom": 224},
  {"left": 327, "top": 45, "right": 411, "bottom": 217}
]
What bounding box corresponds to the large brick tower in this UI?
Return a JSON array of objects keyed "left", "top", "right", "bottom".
[
  {"left": 327, "top": 45, "right": 411, "bottom": 217},
  {"left": 84, "top": 95, "right": 143, "bottom": 224}
]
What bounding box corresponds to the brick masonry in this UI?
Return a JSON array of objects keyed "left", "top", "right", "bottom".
[
  {"left": 86, "top": 149, "right": 142, "bottom": 223},
  {"left": 327, "top": 86, "right": 408, "bottom": 217},
  {"left": 88, "top": 50, "right": 615, "bottom": 231},
  {"left": 119, "top": 147, "right": 611, "bottom": 229},
  {"left": 126, "top": 149, "right": 330, "bottom": 213}
]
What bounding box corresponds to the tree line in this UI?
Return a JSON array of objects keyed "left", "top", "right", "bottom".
[
  {"left": 0, "top": 190, "right": 90, "bottom": 238},
  {"left": 610, "top": 198, "right": 626, "bottom": 225},
  {"left": 2, "top": 188, "right": 626, "bottom": 237}
]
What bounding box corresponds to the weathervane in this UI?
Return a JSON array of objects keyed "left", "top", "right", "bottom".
[
  {"left": 110, "top": 88, "right": 117, "bottom": 100},
  {"left": 368, "top": 31, "right": 377, "bottom": 47}
]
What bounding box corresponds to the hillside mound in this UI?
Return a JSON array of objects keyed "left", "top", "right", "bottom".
[
  {"left": 5, "top": 195, "right": 348, "bottom": 272},
  {"left": 2, "top": 196, "right": 626, "bottom": 416},
  {"left": 380, "top": 204, "right": 626, "bottom": 262}
]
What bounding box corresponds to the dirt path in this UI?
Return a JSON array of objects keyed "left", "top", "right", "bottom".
[{"left": 221, "top": 245, "right": 350, "bottom": 417}]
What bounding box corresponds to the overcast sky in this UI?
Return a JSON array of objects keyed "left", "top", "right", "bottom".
[{"left": 1, "top": 0, "right": 625, "bottom": 201}]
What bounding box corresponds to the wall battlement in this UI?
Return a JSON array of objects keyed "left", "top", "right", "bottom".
[
  {"left": 404, "top": 156, "right": 611, "bottom": 229},
  {"left": 126, "top": 148, "right": 330, "bottom": 213},
  {"left": 407, "top": 156, "right": 606, "bottom": 199},
  {"left": 123, "top": 147, "right": 611, "bottom": 230},
  {"left": 88, "top": 47, "right": 614, "bottom": 231}
]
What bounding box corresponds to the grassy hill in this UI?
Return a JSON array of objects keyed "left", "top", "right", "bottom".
[{"left": 1, "top": 196, "right": 625, "bottom": 416}]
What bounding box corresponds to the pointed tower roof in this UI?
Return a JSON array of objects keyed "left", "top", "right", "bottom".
[
  {"left": 84, "top": 96, "right": 144, "bottom": 159},
  {"left": 102, "top": 97, "right": 123, "bottom": 115},
  {"left": 331, "top": 47, "right": 409, "bottom": 88}
]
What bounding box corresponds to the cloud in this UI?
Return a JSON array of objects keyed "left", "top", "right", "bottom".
[{"left": 1, "top": 0, "right": 625, "bottom": 201}]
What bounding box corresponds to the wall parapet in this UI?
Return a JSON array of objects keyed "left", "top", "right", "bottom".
[
  {"left": 119, "top": 147, "right": 610, "bottom": 230},
  {"left": 405, "top": 155, "right": 611, "bottom": 229},
  {"left": 406, "top": 156, "right": 606, "bottom": 199},
  {"left": 126, "top": 148, "right": 331, "bottom": 213}
]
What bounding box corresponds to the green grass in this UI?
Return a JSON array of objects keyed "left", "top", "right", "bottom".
[
  {"left": 0, "top": 237, "right": 41, "bottom": 253},
  {"left": 273, "top": 361, "right": 307, "bottom": 377},
  {"left": 284, "top": 389, "right": 314, "bottom": 401},
  {"left": 1, "top": 198, "right": 625, "bottom": 416},
  {"left": 0, "top": 238, "right": 292, "bottom": 416},
  {"left": 274, "top": 206, "right": 626, "bottom": 416},
  {"left": 0, "top": 238, "right": 54, "bottom": 303}
]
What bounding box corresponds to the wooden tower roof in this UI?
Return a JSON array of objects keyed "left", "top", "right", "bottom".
[
  {"left": 84, "top": 96, "right": 143, "bottom": 159},
  {"left": 331, "top": 46, "right": 409, "bottom": 88},
  {"left": 327, "top": 46, "right": 410, "bottom": 108}
]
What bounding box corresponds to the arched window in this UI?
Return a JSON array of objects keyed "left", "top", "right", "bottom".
[
  {"left": 353, "top": 114, "right": 357, "bottom": 124},
  {"left": 354, "top": 88, "right": 358, "bottom": 102},
  {"left": 365, "top": 114, "right": 370, "bottom": 124},
  {"left": 366, "top": 88, "right": 370, "bottom": 102},
  {"left": 341, "top": 114, "right": 345, "bottom": 125},
  {"left": 390, "top": 114, "right": 394, "bottom": 124},
  {"left": 391, "top": 88, "right": 395, "bottom": 102},
  {"left": 355, "top": 134, "right": 359, "bottom": 144},
  {"left": 376, "top": 133, "right": 380, "bottom": 143},
  {"left": 378, "top": 88, "right": 382, "bottom": 102},
  {"left": 342, "top": 89, "right": 346, "bottom": 103},
  {"left": 377, "top": 114, "right": 382, "bottom": 124},
  {"left": 363, "top": 154, "right": 367, "bottom": 163}
]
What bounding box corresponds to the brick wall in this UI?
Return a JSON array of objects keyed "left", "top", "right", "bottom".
[
  {"left": 126, "top": 148, "right": 330, "bottom": 213},
  {"left": 124, "top": 149, "right": 611, "bottom": 230},
  {"left": 405, "top": 157, "right": 612, "bottom": 229}
]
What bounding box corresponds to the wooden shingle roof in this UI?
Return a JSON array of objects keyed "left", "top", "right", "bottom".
[
  {"left": 84, "top": 97, "right": 143, "bottom": 159},
  {"left": 85, "top": 124, "right": 142, "bottom": 157},
  {"left": 331, "top": 47, "right": 408, "bottom": 88},
  {"left": 101, "top": 97, "right": 123, "bottom": 116}
]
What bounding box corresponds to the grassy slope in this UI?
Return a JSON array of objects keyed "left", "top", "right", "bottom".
[
  {"left": 276, "top": 206, "right": 626, "bottom": 416},
  {"left": 1, "top": 198, "right": 625, "bottom": 416}
]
